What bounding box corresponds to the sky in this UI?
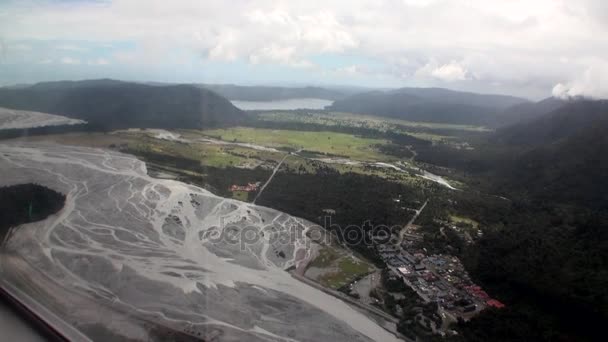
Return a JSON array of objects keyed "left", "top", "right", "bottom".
[{"left": 1, "top": 0, "right": 607, "bottom": 100}]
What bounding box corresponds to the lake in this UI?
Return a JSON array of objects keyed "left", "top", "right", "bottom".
[{"left": 231, "top": 98, "right": 334, "bottom": 110}]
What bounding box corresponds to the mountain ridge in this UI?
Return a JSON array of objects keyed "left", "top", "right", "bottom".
[
  {"left": 327, "top": 87, "right": 529, "bottom": 125},
  {"left": 0, "top": 79, "right": 244, "bottom": 129}
]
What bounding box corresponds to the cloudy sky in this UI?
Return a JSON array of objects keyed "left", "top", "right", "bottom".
[{"left": 1, "top": 0, "right": 607, "bottom": 99}]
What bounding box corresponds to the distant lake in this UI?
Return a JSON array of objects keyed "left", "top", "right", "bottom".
[{"left": 231, "top": 98, "right": 334, "bottom": 110}]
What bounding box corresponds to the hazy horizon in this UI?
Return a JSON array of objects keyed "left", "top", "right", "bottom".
[{"left": 1, "top": 0, "right": 607, "bottom": 100}]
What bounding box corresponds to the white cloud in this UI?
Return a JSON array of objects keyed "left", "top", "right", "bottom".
[
  {"left": 242, "top": 9, "right": 357, "bottom": 68},
  {"left": 38, "top": 58, "right": 53, "bottom": 64},
  {"left": 552, "top": 60, "right": 608, "bottom": 99},
  {"left": 60, "top": 57, "right": 80, "bottom": 64},
  {"left": 415, "top": 60, "right": 469, "bottom": 82},
  {"left": 430, "top": 61, "right": 468, "bottom": 82},
  {"left": 87, "top": 58, "right": 109, "bottom": 65},
  {"left": 336, "top": 65, "right": 361, "bottom": 75},
  {"left": 0, "top": 0, "right": 606, "bottom": 98},
  {"left": 249, "top": 44, "right": 314, "bottom": 68},
  {"left": 10, "top": 44, "right": 32, "bottom": 51},
  {"left": 56, "top": 44, "right": 87, "bottom": 51},
  {"left": 401, "top": 0, "right": 437, "bottom": 7}
]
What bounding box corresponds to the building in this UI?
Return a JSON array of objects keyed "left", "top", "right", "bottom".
[
  {"left": 486, "top": 299, "right": 506, "bottom": 309},
  {"left": 230, "top": 182, "right": 260, "bottom": 192}
]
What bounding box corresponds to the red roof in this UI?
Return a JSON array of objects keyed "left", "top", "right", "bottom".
[
  {"left": 486, "top": 299, "right": 506, "bottom": 308},
  {"left": 230, "top": 183, "right": 259, "bottom": 192}
]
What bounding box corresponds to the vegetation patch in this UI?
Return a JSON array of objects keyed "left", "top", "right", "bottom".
[
  {"left": 317, "top": 256, "right": 372, "bottom": 289},
  {"left": 308, "top": 247, "right": 373, "bottom": 289},
  {"left": 257, "top": 111, "right": 490, "bottom": 132},
  {"left": 200, "top": 127, "right": 390, "bottom": 161},
  {"left": 309, "top": 247, "right": 341, "bottom": 268},
  {"left": 450, "top": 215, "right": 479, "bottom": 229},
  {"left": 231, "top": 190, "right": 249, "bottom": 202},
  {"left": 0, "top": 184, "right": 65, "bottom": 239}
]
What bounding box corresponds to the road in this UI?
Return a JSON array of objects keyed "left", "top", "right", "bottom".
[
  {"left": 398, "top": 199, "right": 428, "bottom": 246},
  {"left": 253, "top": 151, "right": 294, "bottom": 204}
]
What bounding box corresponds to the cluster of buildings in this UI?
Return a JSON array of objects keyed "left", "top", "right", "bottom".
[
  {"left": 229, "top": 182, "right": 261, "bottom": 192},
  {"left": 434, "top": 218, "right": 482, "bottom": 244},
  {"left": 377, "top": 239, "right": 504, "bottom": 320}
]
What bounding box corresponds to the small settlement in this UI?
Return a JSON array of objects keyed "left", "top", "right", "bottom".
[{"left": 377, "top": 225, "right": 504, "bottom": 322}]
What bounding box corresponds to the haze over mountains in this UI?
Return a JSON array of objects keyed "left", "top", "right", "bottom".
[
  {"left": 328, "top": 87, "right": 530, "bottom": 125},
  {"left": 494, "top": 100, "right": 608, "bottom": 146},
  {"left": 1, "top": 79, "right": 605, "bottom": 133},
  {"left": 490, "top": 96, "right": 569, "bottom": 128},
  {"left": 491, "top": 100, "right": 608, "bottom": 208},
  {"left": 197, "top": 84, "right": 347, "bottom": 101}
]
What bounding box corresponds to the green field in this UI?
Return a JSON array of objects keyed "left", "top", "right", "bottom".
[
  {"left": 23, "top": 130, "right": 430, "bottom": 188},
  {"left": 317, "top": 257, "right": 373, "bottom": 289},
  {"left": 309, "top": 247, "right": 341, "bottom": 268},
  {"left": 308, "top": 247, "right": 374, "bottom": 289},
  {"left": 201, "top": 127, "right": 390, "bottom": 161},
  {"left": 27, "top": 128, "right": 433, "bottom": 193},
  {"left": 450, "top": 215, "right": 479, "bottom": 229},
  {"left": 231, "top": 190, "right": 249, "bottom": 201},
  {"left": 257, "top": 111, "right": 491, "bottom": 133},
  {"left": 118, "top": 131, "right": 287, "bottom": 169}
]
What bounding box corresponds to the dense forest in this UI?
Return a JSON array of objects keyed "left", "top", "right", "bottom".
[
  {"left": 0, "top": 79, "right": 244, "bottom": 130},
  {"left": 327, "top": 88, "right": 527, "bottom": 125},
  {"left": 249, "top": 118, "right": 433, "bottom": 148},
  {"left": 409, "top": 101, "right": 608, "bottom": 341},
  {"left": 0, "top": 184, "right": 65, "bottom": 240},
  {"left": 445, "top": 195, "right": 608, "bottom": 341},
  {"left": 258, "top": 167, "right": 428, "bottom": 264}
]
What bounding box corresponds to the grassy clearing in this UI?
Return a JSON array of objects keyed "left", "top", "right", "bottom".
[
  {"left": 119, "top": 131, "right": 288, "bottom": 169},
  {"left": 333, "top": 112, "right": 490, "bottom": 131},
  {"left": 309, "top": 247, "right": 341, "bottom": 268},
  {"left": 200, "top": 127, "right": 390, "bottom": 161},
  {"left": 231, "top": 190, "right": 249, "bottom": 201},
  {"left": 407, "top": 132, "right": 455, "bottom": 142},
  {"left": 317, "top": 256, "right": 373, "bottom": 289},
  {"left": 450, "top": 215, "right": 479, "bottom": 229},
  {"left": 308, "top": 247, "right": 374, "bottom": 289}
]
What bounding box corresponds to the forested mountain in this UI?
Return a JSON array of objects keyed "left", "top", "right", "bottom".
[
  {"left": 197, "top": 84, "right": 345, "bottom": 101},
  {"left": 492, "top": 99, "right": 608, "bottom": 146},
  {"left": 490, "top": 96, "right": 567, "bottom": 127},
  {"left": 488, "top": 100, "right": 608, "bottom": 210},
  {"left": 391, "top": 87, "right": 527, "bottom": 109},
  {"left": 415, "top": 98, "right": 608, "bottom": 341},
  {"left": 419, "top": 99, "right": 608, "bottom": 205},
  {"left": 0, "top": 79, "right": 244, "bottom": 129},
  {"left": 496, "top": 120, "right": 608, "bottom": 208},
  {"left": 327, "top": 87, "right": 529, "bottom": 125}
]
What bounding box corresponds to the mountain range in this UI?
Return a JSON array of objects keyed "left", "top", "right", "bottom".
[
  {"left": 0, "top": 79, "right": 244, "bottom": 129},
  {"left": 196, "top": 84, "right": 346, "bottom": 101},
  {"left": 490, "top": 99, "right": 608, "bottom": 208},
  {"left": 327, "top": 87, "right": 529, "bottom": 125}
]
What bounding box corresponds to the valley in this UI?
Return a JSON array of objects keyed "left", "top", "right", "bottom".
[
  {"left": 0, "top": 81, "right": 606, "bottom": 342},
  {"left": 2, "top": 1, "right": 607, "bottom": 341}
]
